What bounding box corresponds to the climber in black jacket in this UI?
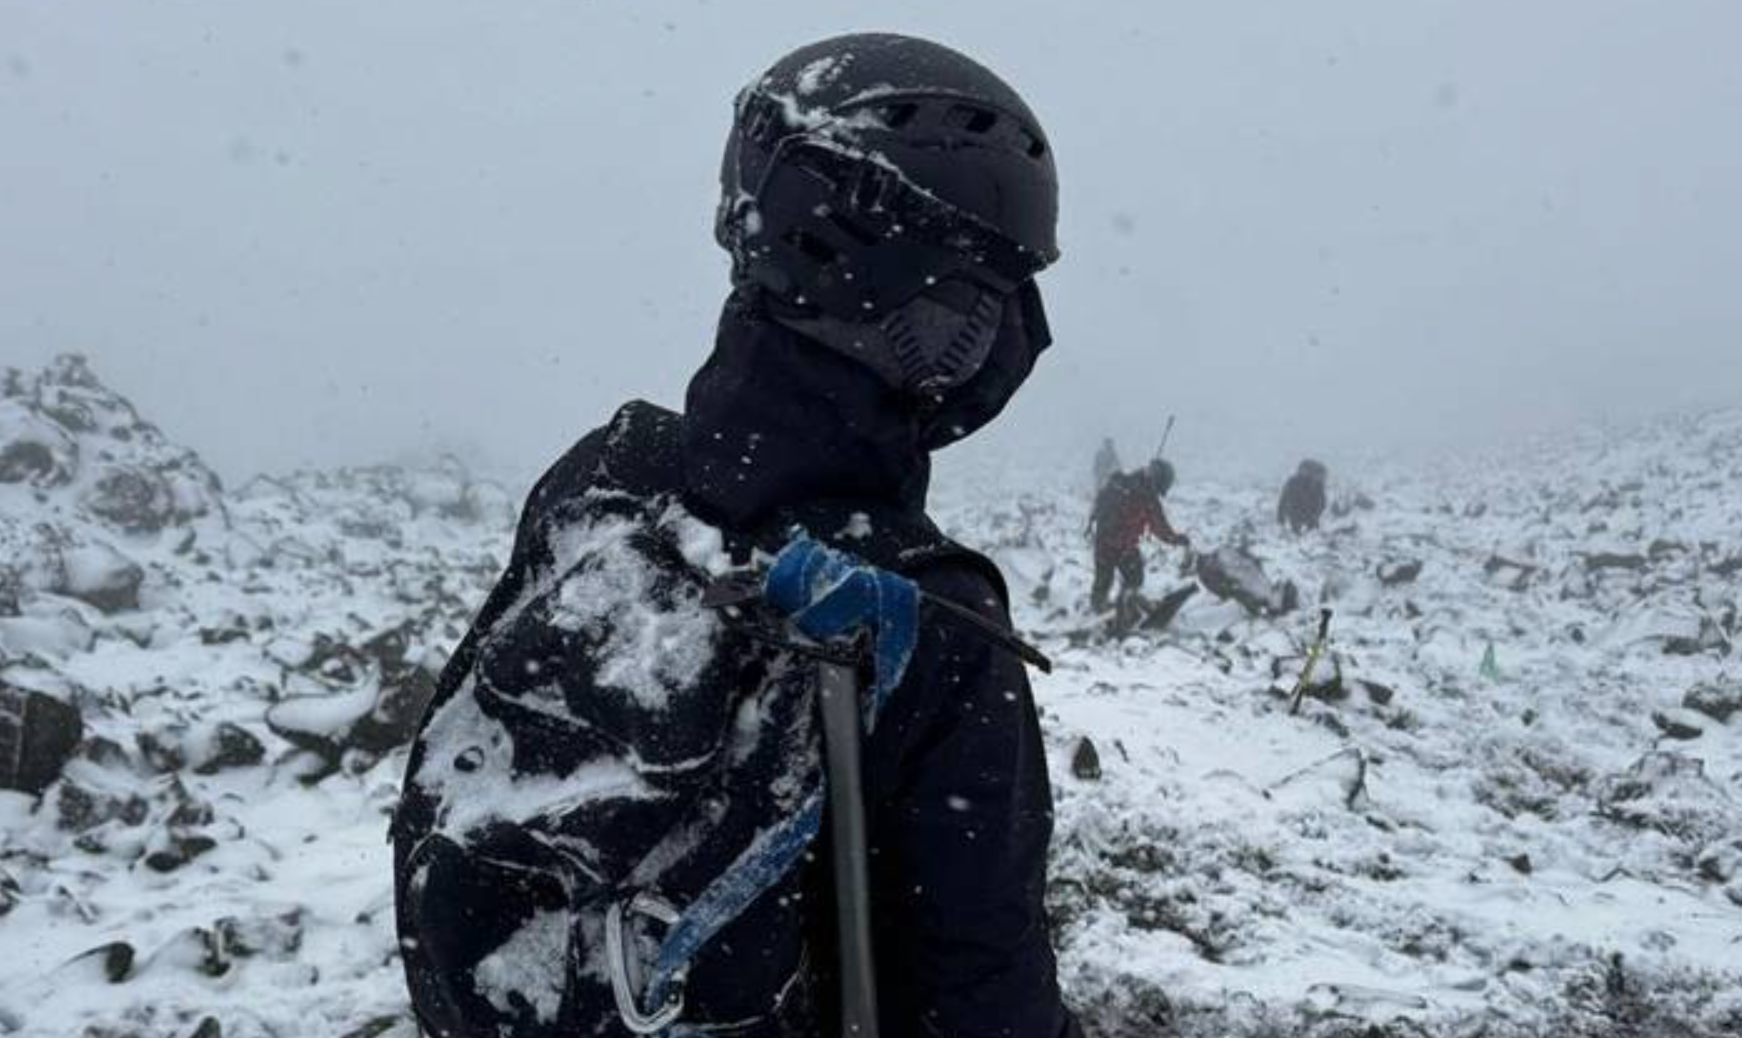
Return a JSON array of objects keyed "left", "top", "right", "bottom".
[{"left": 396, "top": 33, "right": 1081, "bottom": 1038}]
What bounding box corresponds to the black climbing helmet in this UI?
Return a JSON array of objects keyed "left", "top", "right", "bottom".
[
  {"left": 1147, "top": 458, "right": 1176, "bottom": 495},
  {"left": 716, "top": 34, "right": 1060, "bottom": 396}
]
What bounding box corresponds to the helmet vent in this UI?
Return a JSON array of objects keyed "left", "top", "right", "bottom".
[
  {"left": 878, "top": 103, "right": 919, "bottom": 128},
  {"left": 1021, "top": 130, "right": 1048, "bottom": 159},
  {"left": 744, "top": 96, "right": 782, "bottom": 144},
  {"left": 946, "top": 105, "right": 999, "bottom": 134},
  {"left": 784, "top": 229, "right": 838, "bottom": 265},
  {"left": 849, "top": 166, "right": 893, "bottom": 215}
]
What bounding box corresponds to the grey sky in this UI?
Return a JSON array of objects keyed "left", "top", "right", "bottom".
[{"left": 3, "top": 0, "right": 1739, "bottom": 487}]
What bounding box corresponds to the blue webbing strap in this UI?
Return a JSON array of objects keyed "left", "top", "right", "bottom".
[{"left": 639, "top": 536, "right": 919, "bottom": 1017}]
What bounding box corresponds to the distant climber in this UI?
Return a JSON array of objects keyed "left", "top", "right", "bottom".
[
  {"left": 1278, "top": 459, "right": 1329, "bottom": 533},
  {"left": 1088, "top": 458, "right": 1190, "bottom": 612},
  {"left": 1092, "top": 437, "right": 1121, "bottom": 492}
]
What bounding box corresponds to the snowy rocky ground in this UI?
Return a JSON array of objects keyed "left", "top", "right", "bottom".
[
  {"left": 2, "top": 355, "right": 1739, "bottom": 1038},
  {"left": 941, "top": 413, "right": 1742, "bottom": 1037}
]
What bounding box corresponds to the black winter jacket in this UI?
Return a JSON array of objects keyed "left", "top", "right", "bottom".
[
  {"left": 398, "top": 293, "right": 1080, "bottom": 1038},
  {"left": 688, "top": 295, "right": 1080, "bottom": 1037}
]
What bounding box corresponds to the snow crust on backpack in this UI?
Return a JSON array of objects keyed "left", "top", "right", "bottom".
[
  {"left": 398, "top": 465, "right": 824, "bottom": 1034},
  {"left": 409, "top": 494, "right": 740, "bottom": 836},
  {"left": 471, "top": 909, "right": 570, "bottom": 1025},
  {"left": 412, "top": 681, "right": 654, "bottom": 843},
  {"left": 546, "top": 508, "right": 722, "bottom": 712}
]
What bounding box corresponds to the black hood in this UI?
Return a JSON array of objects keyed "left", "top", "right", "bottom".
[{"left": 683, "top": 289, "right": 1046, "bottom": 526}]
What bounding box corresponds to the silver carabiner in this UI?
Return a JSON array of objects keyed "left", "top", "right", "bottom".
[{"left": 605, "top": 892, "right": 687, "bottom": 1034}]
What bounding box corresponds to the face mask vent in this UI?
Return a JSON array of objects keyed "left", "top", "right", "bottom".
[{"left": 881, "top": 283, "right": 1004, "bottom": 394}]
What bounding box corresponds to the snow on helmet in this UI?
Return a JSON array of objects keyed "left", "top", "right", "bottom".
[{"left": 717, "top": 34, "right": 1060, "bottom": 396}]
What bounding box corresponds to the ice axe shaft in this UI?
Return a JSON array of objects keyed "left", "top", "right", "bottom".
[
  {"left": 819, "top": 660, "right": 880, "bottom": 1038},
  {"left": 1288, "top": 609, "right": 1335, "bottom": 716},
  {"left": 1155, "top": 414, "right": 1176, "bottom": 459}
]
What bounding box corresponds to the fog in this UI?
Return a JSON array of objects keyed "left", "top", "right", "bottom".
[{"left": 3, "top": 0, "right": 1740, "bottom": 487}]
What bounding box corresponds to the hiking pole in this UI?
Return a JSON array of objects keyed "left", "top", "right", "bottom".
[
  {"left": 1288, "top": 608, "right": 1334, "bottom": 717},
  {"left": 1155, "top": 414, "right": 1177, "bottom": 460},
  {"left": 818, "top": 659, "right": 880, "bottom": 1038}
]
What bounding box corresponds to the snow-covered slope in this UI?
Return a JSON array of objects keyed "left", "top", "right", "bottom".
[
  {"left": 0, "top": 357, "right": 510, "bottom": 1038},
  {"left": 1, "top": 356, "right": 1738, "bottom": 1037},
  {"left": 940, "top": 411, "right": 1742, "bottom": 1037}
]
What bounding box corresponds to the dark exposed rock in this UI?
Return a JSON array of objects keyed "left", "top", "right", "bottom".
[
  {"left": 216, "top": 909, "right": 306, "bottom": 959},
  {"left": 146, "top": 924, "right": 233, "bottom": 978},
  {"left": 0, "top": 866, "right": 19, "bottom": 919},
  {"left": 144, "top": 831, "right": 219, "bottom": 873},
  {"left": 1507, "top": 853, "right": 1534, "bottom": 875},
  {"left": 1695, "top": 842, "right": 1742, "bottom": 885},
  {"left": 66, "top": 940, "right": 136, "bottom": 983},
  {"left": 55, "top": 771, "right": 151, "bottom": 832},
  {"left": 1197, "top": 547, "right": 1298, "bottom": 617},
  {"left": 339, "top": 1017, "right": 407, "bottom": 1038},
  {"left": 1650, "top": 710, "right": 1704, "bottom": 741},
  {"left": 136, "top": 728, "right": 188, "bottom": 773},
  {"left": 1356, "top": 679, "right": 1397, "bottom": 706},
  {"left": 84, "top": 468, "right": 177, "bottom": 534},
  {"left": 0, "top": 406, "right": 78, "bottom": 488},
  {"left": 0, "top": 683, "right": 84, "bottom": 795},
  {"left": 0, "top": 565, "right": 20, "bottom": 617},
  {"left": 1648, "top": 539, "right": 1688, "bottom": 560},
  {"left": 166, "top": 785, "right": 216, "bottom": 829},
  {"left": 1483, "top": 555, "right": 1538, "bottom": 592},
  {"left": 199, "top": 617, "right": 252, "bottom": 646},
  {"left": 77, "top": 734, "right": 133, "bottom": 770},
  {"left": 0, "top": 439, "right": 64, "bottom": 485},
  {"left": 266, "top": 620, "right": 440, "bottom": 769},
  {"left": 1683, "top": 682, "right": 1742, "bottom": 724},
  {"left": 193, "top": 723, "right": 266, "bottom": 774},
  {"left": 1143, "top": 584, "right": 1199, "bottom": 631},
  {"left": 1585, "top": 552, "right": 1649, "bottom": 573},
  {"left": 1662, "top": 616, "right": 1731, "bottom": 657},
  {"left": 1110, "top": 584, "right": 1199, "bottom": 637},
  {"left": 1071, "top": 736, "right": 1102, "bottom": 781}
]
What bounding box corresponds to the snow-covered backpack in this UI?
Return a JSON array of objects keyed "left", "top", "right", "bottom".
[{"left": 390, "top": 401, "right": 1006, "bottom": 1038}]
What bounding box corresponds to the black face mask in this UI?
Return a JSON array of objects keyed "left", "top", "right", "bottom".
[
  {"left": 916, "top": 279, "right": 1052, "bottom": 450},
  {"left": 773, "top": 276, "right": 1005, "bottom": 395}
]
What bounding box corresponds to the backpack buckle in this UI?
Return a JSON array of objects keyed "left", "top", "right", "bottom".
[{"left": 605, "top": 892, "right": 687, "bottom": 1034}]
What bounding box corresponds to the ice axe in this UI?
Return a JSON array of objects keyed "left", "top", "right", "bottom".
[
  {"left": 1149, "top": 416, "right": 1177, "bottom": 459},
  {"left": 701, "top": 541, "right": 1052, "bottom": 1038},
  {"left": 818, "top": 659, "right": 880, "bottom": 1038},
  {"left": 1288, "top": 608, "right": 1335, "bottom": 716}
]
